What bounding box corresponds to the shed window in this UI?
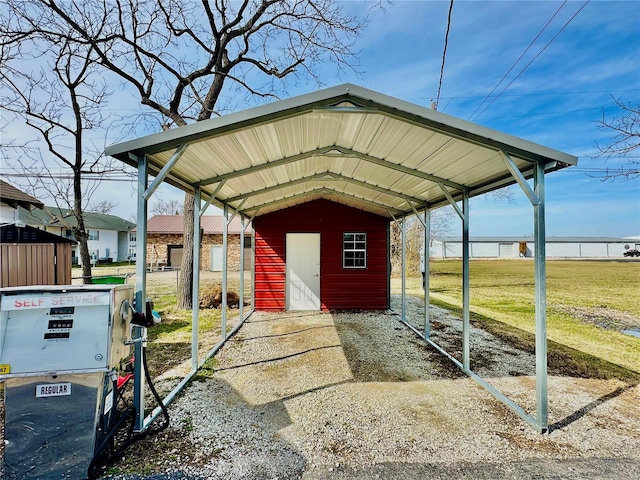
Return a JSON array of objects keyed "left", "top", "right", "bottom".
[{"left": 343, "top": 233, "right": 366, "bottom": 268}]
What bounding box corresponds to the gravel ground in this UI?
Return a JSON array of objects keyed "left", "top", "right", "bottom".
[
  {"left": 97, "top": 295, "right": 640, "bottom": 480},
  {"left": 3, "top": 294, "right": 638, "bottom": 479}
]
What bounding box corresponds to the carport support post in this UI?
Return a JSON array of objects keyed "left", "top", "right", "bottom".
[
  {"left": 221, "top": 203, "right": 228, "bottom": 340},
  {"left": 133, "top": 154, "right": 148, "bottom": 432},
  {"left": 238, "top": 214, "right": 245, "bottom": 321},
  {"left": 191, "top": 187, "right": 202, "bottom": 372},
  {"left": 462, "top": 191, "right": 470, "bottom": 371},
  {"left": 424, "top": 208, "right": 430, "bottom": 339},
  {"left": 401, "top": 214, "right": 407, "bottom": 323},
  {"left": 534, "top": 161, "right": 549, "bottom": 432}
]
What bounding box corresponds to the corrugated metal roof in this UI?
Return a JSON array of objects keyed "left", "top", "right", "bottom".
[
  {"left": 142, "top": 215, "right": 249, "bottom": 234},
  {"left": 105, "top": 84, "right": 578, "bottom": 219},
  {"left": 0, "top": 179, "right": 44, "bottom": 210}
]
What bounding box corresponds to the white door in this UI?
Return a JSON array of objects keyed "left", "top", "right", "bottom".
[
  {"left": 286, "top": 233, "right": 321, "bottom": 310},
  {"left": 210, "top": 245, "right": 223, "bottom": 271}
]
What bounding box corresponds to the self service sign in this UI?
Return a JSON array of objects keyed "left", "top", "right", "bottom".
[{"left": 0, "top": 287, "right": 113, "bottom": 376}]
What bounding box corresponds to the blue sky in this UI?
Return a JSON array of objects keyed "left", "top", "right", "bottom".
[
  {"left": 3, "top": 1, "right": 639, "bottom": 237},
  {"left": 333, "top": 0, "right": 640, "bottom": 237},
  {"left": 151, "top": 0, "right": 640, "bottom": 237}
]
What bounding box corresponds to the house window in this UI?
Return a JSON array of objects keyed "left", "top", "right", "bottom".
[
  {"left": 343, "top": 232, "right": 367, "bottom": 268},
  {"left": 88, "top": 229, "right": 99, "bottom": 241},
  {"left": 130, "top": 231, "right": 137, "bottom": 242}
]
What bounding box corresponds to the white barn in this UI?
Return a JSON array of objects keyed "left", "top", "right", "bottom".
[{"left": 431, "top": 236, "right": 640, "bottom": 259}]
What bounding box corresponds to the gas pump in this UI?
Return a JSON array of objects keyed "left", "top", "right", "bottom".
[{"left": 0, "top": 284, "right": 166, "bottom": 480}]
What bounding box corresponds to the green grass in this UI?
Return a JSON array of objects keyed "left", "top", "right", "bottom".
[{"left": 393, "top": 260, "right": 640, "bottom": 379}]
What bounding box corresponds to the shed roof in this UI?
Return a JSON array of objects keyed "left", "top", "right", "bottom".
[
  {"left": 0, "top": 179, "right": 44, "bottom": 211},
  {"left": 105, "top": 84, "right": 578, "bottom": 219},
  {"left": 0, "top": 223, "right": 76, "bottom": 244},
  {"left": 140, "top": 215, "right": 249, "bottom": 235}
]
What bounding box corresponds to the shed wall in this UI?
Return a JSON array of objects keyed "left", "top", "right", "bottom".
[
  {"left": 254, "top": 199, "right": 389, "bottom": 311},
  {"left": 0, "top": 243, "right": 72, "bottom": 287}
]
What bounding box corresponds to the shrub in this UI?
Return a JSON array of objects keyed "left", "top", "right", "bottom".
[{"left": 199, "top": 283, "right": 240, "bottom": 309}]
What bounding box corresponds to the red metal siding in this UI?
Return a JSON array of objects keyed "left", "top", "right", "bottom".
[{"left": 254, "top": 199, "right": 389, "bottom": 311}]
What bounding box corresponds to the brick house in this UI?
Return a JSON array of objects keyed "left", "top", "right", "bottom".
[{"left": 139, "top": 215, "right": 251, "bottom": 271}]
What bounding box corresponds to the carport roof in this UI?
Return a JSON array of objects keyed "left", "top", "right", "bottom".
[{"left": 105, "top": 84, "right": 577, "bottom": 219}]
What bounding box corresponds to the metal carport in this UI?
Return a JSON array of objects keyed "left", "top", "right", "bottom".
[{"left": 105, "top": 84, "right": 578, "bottom": 434}]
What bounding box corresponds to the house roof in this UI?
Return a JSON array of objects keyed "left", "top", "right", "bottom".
[
  {"left": 139, "top": 215, "right": 250, "bottom": 235},
  {"left": 0, "top": 223, "right": 76, "bottom": 244},
  {"left": 19, "top": 206, "right": 135, "bottom": 232},
  {"left": 105, "top": 84, "right": 578, "bottom": 220},
  {"left": 0, "top": 179, "right": 44, "bottom": 210}
]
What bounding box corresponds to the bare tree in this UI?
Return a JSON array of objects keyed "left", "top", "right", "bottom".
[
  {"left": 87, "top": 200, "right": 117, "bottom": 214},
  {"left": 4, "top": 0, "right": 372, "bottom": 308},
  {"left": 390, "top": 207, "right": 454, "bottom": 275},
  {"left": 151, "top": 198, "right": 184, "bottom": 216},
  {"left": 593, "top": 97, "right": 640, "bottom": 180},
  {"left": 0, "top": 30, "right": 124, "bottom": 283}
]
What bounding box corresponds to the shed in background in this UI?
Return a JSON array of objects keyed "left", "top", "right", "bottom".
[{"left": 254, "top": 199, "right": 389, "bottom": 311}]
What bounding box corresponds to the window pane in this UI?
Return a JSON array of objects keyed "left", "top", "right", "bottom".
[{"left": 343, "top": 232, "right": 366, "bottom": 268}]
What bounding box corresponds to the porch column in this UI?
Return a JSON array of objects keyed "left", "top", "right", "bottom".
[
  {"left": 424, "top": 208, "right": 431, "bottom": 339},
  {"left": 534, "top": 161, "right": 549, "bottom": 432},
  {"left": 191, "top": 187, "right": 202, "bottom": 372}
]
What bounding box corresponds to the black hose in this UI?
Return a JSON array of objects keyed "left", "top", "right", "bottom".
[
  {"left": 86, "top": 345, "right": 170, "bottom": 478},
  {"left": 140, "top": 345, "right": 171, "bottom": 436}
]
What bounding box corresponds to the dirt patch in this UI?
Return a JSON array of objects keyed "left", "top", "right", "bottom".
[{"left": 553, "top": 304, "right": 640, "bottom": 332}]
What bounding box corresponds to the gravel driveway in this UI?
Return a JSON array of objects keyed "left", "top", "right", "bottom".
[{"left": 104, "top": 296, "right": 639, "bottom": 479}]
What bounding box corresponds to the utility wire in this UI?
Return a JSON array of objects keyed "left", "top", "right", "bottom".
[
  {"left": 434, "top": 0, "right": 454, "bottom": 111},
  {"left": 471, "top": 0, "right": 591, "bottom": 121},
  {"left": 468, "top": 0, "right": 568, "bottom": 120}
]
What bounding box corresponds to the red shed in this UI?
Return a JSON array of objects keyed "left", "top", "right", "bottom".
[{"left": 254, "top": 198, "right": 389, "bottom": 311}]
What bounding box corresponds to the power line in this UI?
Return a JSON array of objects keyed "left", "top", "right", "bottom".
[
  {"left": 470, "top": 0, "right": 591, "bottom": 121},
  {"left": 422, "top": 88, "right": 640, "bottom": 101},
  {"left": 434, "top": 0, "right": 454, "bottom": 111},
  {"left": 467, "top": 1, "right": 568, "bottom": 120}
]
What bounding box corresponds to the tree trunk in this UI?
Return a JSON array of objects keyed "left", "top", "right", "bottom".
[
  {"left": 75, "top": 223, "right": 92, "bottom": 284},
  {"left": 178, "top": 193, "right": 195, "bottom": 309}
]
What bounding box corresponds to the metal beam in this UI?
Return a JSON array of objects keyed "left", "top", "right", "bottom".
[
  {"left": 332, "top": 147, "right": 466, "bottom": 191},
  {"left": 534, "top": 161, "right": 549, "bottom": 432},
  {"left": 225, "top": 172, "right": 426, "bottom": 207},
  {"left": 423, "top": 208, "right": 430, "bottom": 339},
  {"left": 197, "top": 147, "right": 336, "bottom": 187},
  {"left": 500, "top": 151, "right": 540, "bottom": 206},
  {"left": 143, "top": 143, "right": 188, "bottom": 200},
  {"left": 238, "top": 214, "right": 246, "bottom": 323},
  {"left": 221, "top": 203, "right": 229, "bottom": 340},
  {"left": 133, "top": 154, "right": 148, "bottom": 433},
  {"left": 439, "top": 183, "right": 464, "bottom": 220},
  {"left": 191, "top": 187, "right": 202, "bottom": 372},
  {"left": 200, "top": 180, "right": 226, "bottom": 217},
  {"left": 462, "top": 191, "right": 470, "bottom": 370},
  {"left": 197, "top": 145, "right": 465, "bottom": 192},
  {"left": 401, "top": 215, "right": 406, "bottom": 324},
  {"left": 241, "top": 187, "right": 404, "bottom": 217}
]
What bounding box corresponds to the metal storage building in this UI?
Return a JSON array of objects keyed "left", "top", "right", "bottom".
[
  {"left": 105, "top": 84, "right": 578, "bottom": 434},
  {"left": 431, "top": 236, "right": 637, "bottom": 259}
]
